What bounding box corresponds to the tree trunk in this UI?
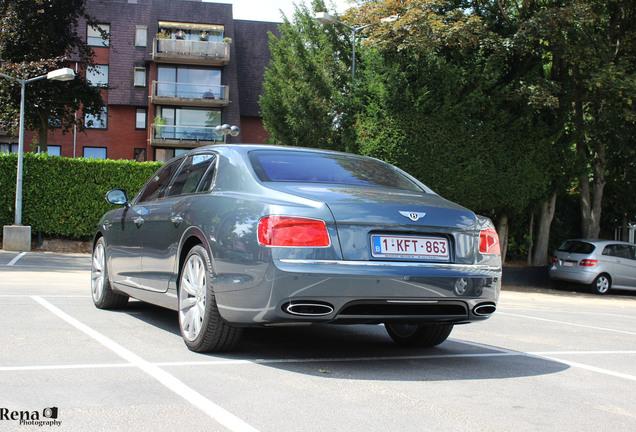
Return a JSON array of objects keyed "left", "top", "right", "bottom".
[
  {"left": 532, "top": 193, "right": 557, "bottom": 267},
  {"left": 37, "top": 113, "right": 49, "bottom": 153},
  {"left": 497, "top": 214, "right": 509, "bottom": 264},
  {"left": 526, "top": 211, "right": 534, "bottom": 266},
  {"left": 573, "top": 70, "right": 606, "bottom": 239}
]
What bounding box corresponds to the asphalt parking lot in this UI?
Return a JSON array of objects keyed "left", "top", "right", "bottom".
[{"left": 1, "top": 250, "right": 635, "bottom": 431}]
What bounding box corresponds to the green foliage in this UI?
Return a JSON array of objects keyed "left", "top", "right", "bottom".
[
  {"left": 0, "top": 0, "right": 105, "bottom": 150},
  {"left": 260, "top": 0, "right": 355, "bottom": 152},
  {"left": 0, "top": 154, "right": 162, "bottom": 239}
]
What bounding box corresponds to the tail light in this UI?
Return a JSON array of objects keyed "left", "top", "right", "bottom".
[
  {"left": 258, "top": 216, "right": 330, "bottom": 247},
  {"left": 479, "top": 227, "right": 501, "bottom": 255},
  {"left": 552, "top": 256, "right": 559, "bottom": 264},
  {"left": 579, "top": 259, "right": 597, "bottom": 267}
]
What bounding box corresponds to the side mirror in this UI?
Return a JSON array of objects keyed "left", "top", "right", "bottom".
[{"left": 105, "top": 189, "right": 130, "bottom": 207}]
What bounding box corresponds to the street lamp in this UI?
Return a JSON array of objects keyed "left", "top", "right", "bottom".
[
  {"left": 315, "top": 12, "right": 397, "bottom": 82},
  {"left": 214, "top": 124, "right": 240, "bottom": 143},
  {"left": 0, "top": 67, "right": 75, "bottom": 251}
]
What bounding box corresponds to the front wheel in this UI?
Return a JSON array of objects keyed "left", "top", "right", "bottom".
[
  {"left": 178, "top": 245, "right": 242, "bottom": 352},
  {"left": 385, "top": 323, "right": 454, "bottom": 347},
  {"left": 591, "top": 274, "right": 611, "bottom": 295},
  {"left": 91, "top": 237, "right": 128, "bottom": 309}
]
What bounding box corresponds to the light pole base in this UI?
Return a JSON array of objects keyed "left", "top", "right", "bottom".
[{"left": 3, "top": 225, "right": 32, "bottom": 251}]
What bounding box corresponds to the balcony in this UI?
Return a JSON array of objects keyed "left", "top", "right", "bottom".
[
  {"left": 151, "top": 82, "right": 229, "bottom": 107},
  {"left": 152, "top": 38, "right": 231, "bottom": 65},
  {"left": 150, "top": 124, "right": 223, "bottom": 148}
]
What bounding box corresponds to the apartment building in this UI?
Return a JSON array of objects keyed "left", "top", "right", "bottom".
[{"left": 23, "top": 0, "right": 279, "bottom": 162}]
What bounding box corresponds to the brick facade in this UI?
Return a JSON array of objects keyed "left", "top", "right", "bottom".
[{"left": 24, "top": 0, "right": 279, "bottom": 161}]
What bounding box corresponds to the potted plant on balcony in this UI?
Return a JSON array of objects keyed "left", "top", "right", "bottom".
[
  {"left": 154, "top": 116, "right": 167, "bottom": 138},
  {"left": 175, "top": 30, "right": 185, "bottom": 40},
  {"left": 199, "top": 31, "right": 209, "bottom": 41}
]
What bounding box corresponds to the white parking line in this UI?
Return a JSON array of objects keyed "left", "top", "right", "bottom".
[
  {"left": 497, "top": 311, "right": 636, "bottom": 336},
  {"left": 31, "top": 296, "right": 261, "bottom": 432},
  {"left": 453, "top": 340, "right": 636, "bottom": 382},
  {"left": 7, "top": 252, "right": 27, "bottom": 266}
]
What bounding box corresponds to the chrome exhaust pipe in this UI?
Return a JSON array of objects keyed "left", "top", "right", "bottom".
[
  {"left": 473, "top": 303, "right": 496, "bottom": 317},
  {"left": 284, "top": 302, "right": 334, "bottom": 317}
]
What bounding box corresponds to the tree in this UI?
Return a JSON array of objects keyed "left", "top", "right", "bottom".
[
  {"left": 347, "top": 0, "right": 564, "bottom": 262},
  {"left": 260, "top": 0, "right": 357, "bottom": 152},
  {"left": 0, "top": 0, "right": 105, "bottom": 152}
]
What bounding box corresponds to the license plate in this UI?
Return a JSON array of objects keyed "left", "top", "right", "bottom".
[
  {"left": 371, "top": 235, "right": 450, "bottom": 261},
  {"left": 563, "top": 261, "right": 574, "bottom": 267}
]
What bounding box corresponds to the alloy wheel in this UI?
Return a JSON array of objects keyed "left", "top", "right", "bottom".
[{"left": 179, "top": 253, "right": 207, "bottom": 341}]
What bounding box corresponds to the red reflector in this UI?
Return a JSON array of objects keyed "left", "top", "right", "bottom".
[
  {"left": 579, "top": 259, "right": 597, "bottom": 267},
  {"left": 258, "top": 216, "right": 330, "bottom": 247},
  {"left": 479, "top": 227, "right": 501, "bottom": 255}
]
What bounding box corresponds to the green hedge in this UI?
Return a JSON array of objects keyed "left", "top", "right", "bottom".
[{"left": 0, "top": 153, "right": 163, "bottom": 239}]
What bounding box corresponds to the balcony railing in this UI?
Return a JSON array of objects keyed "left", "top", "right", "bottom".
[
  {"left": 152, "top": 38, "right": 231, "bottom": 65},
  {"left": 150, "top": 124, "right": 222, "bottom": 147},
  {"left": 151, "top": 81, "right": 229, "bottom": 107}
]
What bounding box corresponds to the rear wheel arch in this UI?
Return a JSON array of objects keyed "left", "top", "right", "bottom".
[
  {"left": 591, "top": 273, "right": 612, "bottom": 295},
  {"left": 177, "top": 228, "right": 211, "bottom": 289}
]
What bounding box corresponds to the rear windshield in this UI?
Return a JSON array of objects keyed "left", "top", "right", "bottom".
[
  {"left": 249, "top": 150, "right": 423, "bottom": 192},
  {"left": 557, "top": 240, "right": 596, "bottom": 254}
]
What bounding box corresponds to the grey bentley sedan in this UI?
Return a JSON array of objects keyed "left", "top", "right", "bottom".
[{"left": 91, "top": 145, "right": 502, "bottom": 352}]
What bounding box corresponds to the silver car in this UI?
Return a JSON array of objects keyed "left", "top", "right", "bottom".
[
  {"left": 549, "top": 239, "right": 636, "bottom": 294},
  {"left": 91, "top": 145, "right": 502, "bottom": 352}
]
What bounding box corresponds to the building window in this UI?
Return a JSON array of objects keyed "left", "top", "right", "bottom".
[
  {"left": 156, "top": 107, "right": 221, "bottom": 140},
  {"left": 134, "top": 148, "right": 146, "bottom": 162},
  {"left": 157, "top": 65, "right": 221, "bottom": 99},
  {"left": 45, "top": 146, "right": 61, "bottom": 156},
  {"left": 155, "top": 148, "right": 189, "bottom": 163},
  {"left": 85, "top": 107, "right": 108, "bottom": 129},
  {"left": 87, "top": 24, "right": 110, "bottom": 47},
  {"left": 87, "top": 65, "right": 109, "bottom": 87},
  {"left": 1, "top": 143, "right": 18, "bottom": 154},
  {"left": 83, "top": 147, "right": 107, "bottom": 159},
  {"left": 133, "top": 67, "right": 146, "bottom": 87},
  {"left": 135, "top": 108, "right": 146, "bottom": 129},
  {"left": 135, "top": 26, "right": 147, "bottom": 47}
]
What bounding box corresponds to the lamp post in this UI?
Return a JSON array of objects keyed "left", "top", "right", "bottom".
[
  {"left": 214, "top": 124, "right": 240, "bottom": 143},
  {"left": 315, "top": 12, "right": 397, "bottom": 82},
  {"left": 1, "top": 67, "right": 75, "bottom": 251}
]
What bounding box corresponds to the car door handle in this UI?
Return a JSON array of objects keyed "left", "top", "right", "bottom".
[
  {"left": 134, "top": 216, "right": 144, "bottom": 227},
  {"left": 171, "top": 215, "right": 184, "bottom": 227}
]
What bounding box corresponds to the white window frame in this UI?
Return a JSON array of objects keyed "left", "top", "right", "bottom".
[
  {"left": 133, "top": 67, "right": 146, "bottom": 87},
  {"left": 87, "top": 24, "right": 110, "bottom": 47},
  {"left": 135, "top": 108, "right": 147, "bottom": 129},
  {"left": 135, "top": 26, "right": 147, "bottom": 47}
]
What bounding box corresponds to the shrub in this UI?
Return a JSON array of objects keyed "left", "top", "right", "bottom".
[{"left": 0, "top": 153, "right": 163, "bottom": 239}]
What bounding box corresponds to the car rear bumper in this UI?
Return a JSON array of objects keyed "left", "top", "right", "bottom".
[
  {"left": 548, "top": 265, "right": 597, "bottom": 284},
  {"left": 215, "top": 259, "right": 502, "bottom": 325}
]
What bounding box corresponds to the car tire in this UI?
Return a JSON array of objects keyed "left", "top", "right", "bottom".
[
  {"left": 178, "top": 245, "right": 242, "bottom": 352},
  {"left": 91, "top": 237, "right": 129, "bottom": 309},
  {"left": 591, "top": 274, "right": 611, "bottom": 295},
  {"left": 385, "top": 323, "right": 454, "bottom": 347}
]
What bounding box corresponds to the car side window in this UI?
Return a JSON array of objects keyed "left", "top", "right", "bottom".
[
  {"left": 606, "top": 244, "right": 631, "bottom": 259},
  {"left": 196, "top": 156, "right": 217, "bottom": 192},
  {"left": 136, "top": 158, "right": 183, "bottom": 203},
  {"left": 166, "top": 154, "right": 215, "bottom": 197},
  {"left": 627, "top": 245, "right": 636, "bottom": 260}
]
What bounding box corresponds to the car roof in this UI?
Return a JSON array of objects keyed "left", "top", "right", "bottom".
[
  {"left": 187, "top": 144, "right": 361, "bottom": 158},
  {"left": 564, "top": 239, "right": 636, "bottom": 247}
]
